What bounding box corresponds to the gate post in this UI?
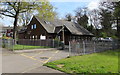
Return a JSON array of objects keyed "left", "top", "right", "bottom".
[
  {"left": 12, "top": 39, "right": 14, "bottom": 51},
  {"left": 69, "top": 41, "right": 71, "bottom": 56},
  {"left": 83, "top": 41, "right": 86, "bottom": 55},
  {"left": 52, "top": 39, "right": 54, "bottom": 48}
]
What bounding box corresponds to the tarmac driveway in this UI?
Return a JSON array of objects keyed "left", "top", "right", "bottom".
[{"left": 2, "top": 48, "right": 69, "bottom": 73}]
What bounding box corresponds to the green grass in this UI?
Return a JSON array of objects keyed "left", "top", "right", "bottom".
[
  {"left": 13, "top": 45, "right": 50, "bottom": 50},
  {"left": 44, "top": 50, "right": 119, "bottom": 74}
]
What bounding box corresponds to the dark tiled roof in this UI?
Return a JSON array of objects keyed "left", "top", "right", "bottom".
[{"left": 34, "top": 16, "right": 93, "bottom": 36}]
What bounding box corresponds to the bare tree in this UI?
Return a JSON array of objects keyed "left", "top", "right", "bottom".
[
  {"left": 18, "top": 11, "right": 32, "bottom": 26},
  {"left": 75, "top": 7, "right": 89, "bottom": 29},
  {"left": 88, "top": 9, "right": 101, "bottom": 37},
  {"left": 65, "top": 13, "right": 72, "bottom": 21}
]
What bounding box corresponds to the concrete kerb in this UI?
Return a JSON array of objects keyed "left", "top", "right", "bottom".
[{"left": 13, "top": 48, "right": 58, "bottom": 53}]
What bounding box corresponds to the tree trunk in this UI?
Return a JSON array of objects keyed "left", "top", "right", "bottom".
[
  {"left": 117, "top": 17, "right": 120, "bottom": 40},
  {"left": 13, "top": 13, "right": 18, "bottom": 44}
]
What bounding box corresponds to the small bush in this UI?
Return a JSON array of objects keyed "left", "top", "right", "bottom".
[{"left": 2, "top": 44, "right": 5, "bottom": 48}]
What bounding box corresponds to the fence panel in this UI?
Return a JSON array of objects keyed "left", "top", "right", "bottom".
[
  {"left": 2, "top": 39, "right": 14, "bottom": 50},
  {"left": 2, "top": 39, "right": 62, "bottom": 50},
  {"left": 17, "top": 39, "right": 53, "bottom": 47},
  {"left": 69, "top": 39, "right": 120, "bottom": 56}
]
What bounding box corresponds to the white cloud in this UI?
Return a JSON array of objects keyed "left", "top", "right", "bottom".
[{"left": 87, "top": 1, "right": 100, "bottom": 10}]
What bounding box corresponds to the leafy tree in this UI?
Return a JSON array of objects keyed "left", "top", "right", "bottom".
[
  {"left": 87, "top": 25, "right": 94, "bottom": 33},
  {"left": 100, "top": 32, "right": 107, "bottom": 38},
  {"left": 99, "top": 8, "right": 114, "bottom": 36},
  {"left": 78, "top": 14, "right": 88, "bottom": 29},
  {"left": 37, "top": 2, "right": 57, "bottom": 21},
  {"left": 113, "top": 1, "right": 120, "bottom": 39},
  {"left": 0, "top": 2, "right": 38, "bottom": 42},
  {"left": 18, "top": 2, "right": 56, "bottom": 26},
  {"left": 0, "top": 1, "right": 56, "bottom": 43},
  {"left": 98, "top": 1, "right": 116, "bottom": 38}
]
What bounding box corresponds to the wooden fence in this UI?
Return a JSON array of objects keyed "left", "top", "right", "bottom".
[
  {"left": 2, "top": 39, "right": 62, "bottom": 50},
  {"left": 18, "top": 39, "right": 54, "bottom": 47}
]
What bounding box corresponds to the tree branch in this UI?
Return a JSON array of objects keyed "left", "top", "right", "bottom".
[
  {"left": 0, "top": 9, "right": 15, "bottom": 16},
  {"left": 0, "top": 13, "right": 14, "bottom": 18},
  {"left": 7, "top": 2, "right": 17, "bottom": 12},
  {"left": 19, "top": 9, "right": 31, "bottom": 13},
  {"left": 19, "top": 7, "right": 33, "bottom": 13}
]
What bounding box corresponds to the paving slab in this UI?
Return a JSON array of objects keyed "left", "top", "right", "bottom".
[{"left": 2, "top": 48, "right": 69, "bottom": 73}]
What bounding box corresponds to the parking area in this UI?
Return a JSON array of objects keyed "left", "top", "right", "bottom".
[{"left": 2, "top": 48, "right": 69, "bottom": 73}]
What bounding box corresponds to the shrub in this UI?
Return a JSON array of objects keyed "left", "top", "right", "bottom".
[{"left": 2, "top": 44, "right": 5, "bottom": 48}]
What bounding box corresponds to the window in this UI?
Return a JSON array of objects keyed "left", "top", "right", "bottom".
[
  {"left": 40, "top": 35, "right": 46, "bottom": 40},
  {"left": 7, "top": 33, "right": 10, "bottom": 36},
  {"left": 34, "top": 24, "right": 36, "bottom": 29},
  {"left": 31, "top": 24, "right": 36, "bottom": 29},
  {"left": 31, "top": 25, "right": 34, "bottom": 29},
  {"left": 33, "top": 36, "right": 34, "bottom": 39},
  {"left": 35, "top": 35, "right": 37, "bottom": 39}
]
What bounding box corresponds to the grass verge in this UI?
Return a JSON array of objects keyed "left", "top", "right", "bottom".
[
  {"left": 13, "top": 45, "right": 50, "bottom": 50},
  {"left": 44, "top": 50, "right": 119, "bottom": 74}
]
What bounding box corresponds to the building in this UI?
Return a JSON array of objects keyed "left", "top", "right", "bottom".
[
  {"left": 18, "top": 16, "right": 93, "bottom": 45},
  {"left": 1, "top": 26, "right": 13, "bottom": 38}
]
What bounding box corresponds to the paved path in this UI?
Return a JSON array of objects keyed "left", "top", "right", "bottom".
[{"left": 2, "top": 48, "right": 69, "bottom": 73}]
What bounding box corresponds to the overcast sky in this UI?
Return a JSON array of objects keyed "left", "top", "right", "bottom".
[{"left": 0, "top": 0, "right": 100, "bottom": 26}]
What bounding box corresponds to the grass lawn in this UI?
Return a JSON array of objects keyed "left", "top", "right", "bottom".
[
  {"left": 13, "top": 45, "right": 50, "bottom": 50},
  {"left": 44, "top": 50, "right": 119, "bottom": 74}
]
